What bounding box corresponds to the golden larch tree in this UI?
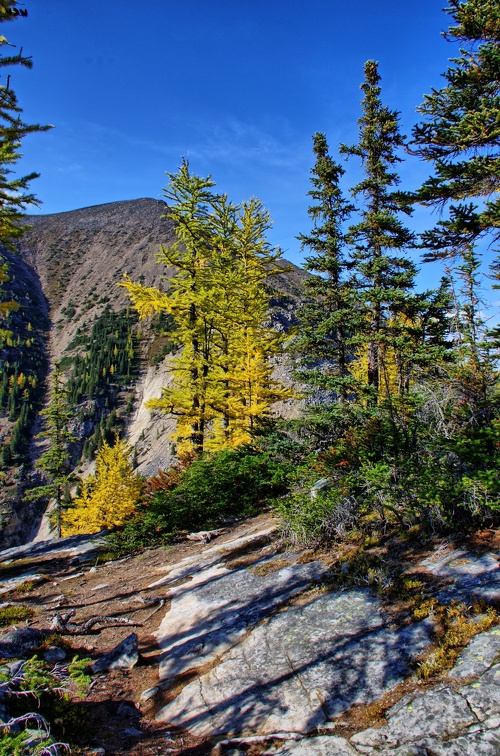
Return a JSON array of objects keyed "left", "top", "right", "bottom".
[{"left": 62, "top": 439, "right": 142, "bottom": 534}]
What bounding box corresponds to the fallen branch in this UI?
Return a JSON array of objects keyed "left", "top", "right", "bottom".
[
  {"left": 213, "top": 732, "right": 303, "bottom": 753},
  {"left": 49, "top": 609, "right": 143, "bottom": 635},
  {"left": 186, "top": 528, "right": 225, "bottom": 544},
  {"left": 130, "top": 594, "right": 165, "bottom": 606},
  {"left": 143, "top": 599, "right": 165, "bottom": 622},
  {"left": 3, "top": 715, "right": 71, "bottom": 754}
]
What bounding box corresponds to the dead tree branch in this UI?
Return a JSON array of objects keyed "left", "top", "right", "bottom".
[{"left": 49, "top": 609, "right": 142, "bottom": 635}]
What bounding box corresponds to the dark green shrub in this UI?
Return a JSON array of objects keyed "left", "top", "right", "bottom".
[{"left": 108, "top": 447, "right": 290, "bottom": 551}]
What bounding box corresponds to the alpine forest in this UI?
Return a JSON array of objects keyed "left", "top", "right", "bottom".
[{"left": 0, "top": 0, "right": 500, "bottom": 555}]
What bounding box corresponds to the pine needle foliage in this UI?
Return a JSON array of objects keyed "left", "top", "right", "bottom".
[
  {"left": 24, "top": 364, "right": 76, "bottom": 538},
  {"left": 294, "top": 132, "right": 357, "bottom": 403},
  {"left": 283, "top": 57, "right": 500, "bottom": 544},
  {"left": 0, "top": 0, "right": 51, "bottom": 247},
  {"left": 340, "top": 60, "right": 419, "bottom": 402},
  {"left": 412, "top": 0, "right": 500, "bottom": 260}
]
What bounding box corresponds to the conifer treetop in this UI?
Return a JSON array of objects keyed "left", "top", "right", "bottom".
[{"left": 412, "top": 0, "right": 500, "bottom": 259}]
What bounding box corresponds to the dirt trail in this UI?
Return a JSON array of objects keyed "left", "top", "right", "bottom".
[{"left": 0, "top": 513, "right": 280, "bottom": 755}]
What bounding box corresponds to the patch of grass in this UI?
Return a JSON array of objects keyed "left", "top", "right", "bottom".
[
  {"left": 395, "top": 577, "right": 438, "bottom": 620},
  {"left": 252, "top": 558, "right": 292, "bottom": 576},
  {"left": 417, "top": 602, "right": 498, "bottom": 680},
  {"left": 0, "top": 558, "right": 32, "bottom": 571},
  {"left": 325, "top": 548, "right": 395, "bottom": 593},
  {"left": 412, "top": 598, "right": 438, "bottom": 620},
  {"left": 15, "top": 580, "right": 35, "bottom": 594},
  {"left": 95, "top": 550, "right": 121, "bottom": 563},
  {"left": 0, "top": 605, "right": 34, "bottom": 627},
  {"left": 37, "top": 633, "right": 72, "bottom": 653}
]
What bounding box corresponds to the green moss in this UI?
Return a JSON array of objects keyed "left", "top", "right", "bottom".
[{"left": 0, "top": 605, "right": 34, "bottom": 627}]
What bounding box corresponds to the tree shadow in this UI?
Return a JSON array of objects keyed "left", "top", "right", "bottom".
[{"left": 155, "top": 592, "right": 431, "bottom": 738}]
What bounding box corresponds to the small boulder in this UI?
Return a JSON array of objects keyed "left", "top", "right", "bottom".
[
  {"left": 43, "top": 645, "right": 67, "bottom": 663},
  {"left": 0, "top": 627, "right": 45, "bottom": 658},
  {"left": 91, "top": 633, "right": 139, "bottom": 673},
  {"left": 140, "top": 685, "right": 159, "bottom": 702}
]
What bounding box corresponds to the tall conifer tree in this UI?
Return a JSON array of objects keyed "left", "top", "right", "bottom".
[
  {"left": 412, "top": 0, "right": 500, "bottom": 260},
  {"left": 295, "top": 132, "right": 356, "bottom": 405},
  {"left": 413, "top": 0, "right": 499, "bottom": 432},
  {"left": 122, "top": 163, "right": 290, "bottom": 454},
  {"left": 340, "top": 60, "right": 417, "bottom": 402},
  {"left": 0, "top": 1, "right": 51, "bottom": 246},
  {"left": 25, "top": 364, "right": 75, "bottom": 538}
]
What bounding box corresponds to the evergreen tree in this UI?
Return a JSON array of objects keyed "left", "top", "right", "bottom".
[
  {"left": 412, "top": 0, "right": 500, "bottom": 473},
  {"left": 0, "top": 1, "right": 51, "bottom": 246},
  {"left": 25, "top": 364, "right": 76, "bottom": 538},
  {"left": 0, "top": 261, "right": 18, "bottom": 346},
  {"left": 412, "top": 0, "right": 500, "bottom": 259},
  {"left": 203, "top": 195, "right": 293, "bottom": 449},
  {"left": 294, "top": 132, "right": 356, "bottom": 405},
  {"left": 123, "top": 162, "right": 218, "bottom": 454},
  {"left": 0, "top": 2, "right": 50, "bottom": 356},
  {"left": 340, "top": 60, "right": 418, "bottom": 403}
]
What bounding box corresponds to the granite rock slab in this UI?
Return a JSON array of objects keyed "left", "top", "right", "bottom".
[
  {"left": 156, "top": 590, "right": 432, "bottom": 737},
  {"left": 0, "top": 532, "right": 105, "bottom": 564},
  {"left": 262, "top": 735, "right": 358, "bottom": 755},
  {"left": 0, "top": 572, "right": 45, "bottom": 595},
  {"left": 349, "top": 629, "right": 500, "bottom": 754},
  {"left": 154, "top": 529, "right": 326, "bottom": 683},
  {"left": 460, "top": 663, "right": 500, "bottom": 721},
  {"left": 149, "top": 525, "right": 277, "bottom": 589},
  {"left": 351, "top": 686, "right": 476, "bottom": 752},
  {"left": 418, "top": 548, "right": 500, "bottom": 603},
  {"left": 449, "top": 627, "right": 500, "bottom": 680},
  {"left": 409, "top": 726, "right": 500, "bottom": 755}
]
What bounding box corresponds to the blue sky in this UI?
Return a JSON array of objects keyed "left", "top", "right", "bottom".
[{"left": 7, "top": 1, "right": 486, "bottom": 289}]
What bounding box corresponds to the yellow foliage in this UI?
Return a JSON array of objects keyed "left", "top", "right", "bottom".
[
  {"left": 62, "top": 439, "right": 142, "bottom": 535},
  {"left": 121, "top": 169, "right": 294, "bottom": 454},
  {"left": 349, "top": 312, "right": 422, "bottom": 400}
]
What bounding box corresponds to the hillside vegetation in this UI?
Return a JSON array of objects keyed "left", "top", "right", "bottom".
[{"left": 0, "top": 0, "right": 498, "bottom": 554}]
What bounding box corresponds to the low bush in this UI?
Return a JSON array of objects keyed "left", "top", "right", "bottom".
[
  {"left": 107, "top": 446, "right": 290, "bottom": 552},
  {"left": 0, "top": 655, "right": 91, "bottom": 754}
]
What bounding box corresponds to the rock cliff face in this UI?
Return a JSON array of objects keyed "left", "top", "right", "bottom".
[{"left": 0, "top": 199, "right": 307, "bottom": 545}]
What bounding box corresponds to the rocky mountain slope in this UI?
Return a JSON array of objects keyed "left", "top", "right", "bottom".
[
  {"left": 0, "top": 199, "right": 307, "bottom": 546},
  {"left": 18, "top": 198, "right": 306, "bottom": 361},
  {"left": 18, "top": 199, "right": 176, "bottom": 360}
]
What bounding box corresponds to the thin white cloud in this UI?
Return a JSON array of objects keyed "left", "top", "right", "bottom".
[{"left": 187, "top": 118, "right": 310, "bottom": 172}]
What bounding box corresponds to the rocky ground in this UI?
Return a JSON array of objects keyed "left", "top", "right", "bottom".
[{"left": 1, "top": 514, "right": 500, "bottom": 755}]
